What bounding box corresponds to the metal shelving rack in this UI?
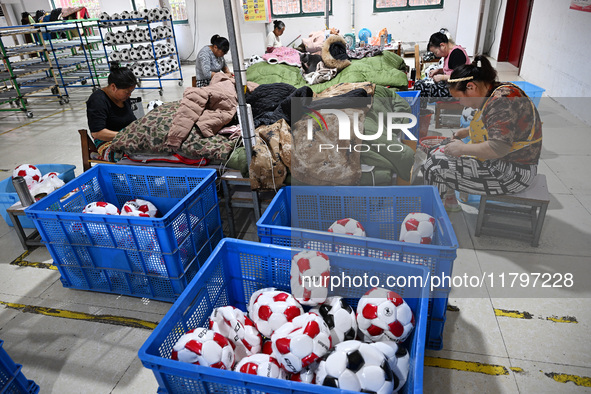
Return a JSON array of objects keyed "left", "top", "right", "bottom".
[
  {"left": 0, "top": 25, "right": 64, "bottom": 118},
  {"left": 35, "top": 20, "right": 110, "bottom": 100},
  {"left": 98, "top": 15, "right": 183, "bottom": 96}
]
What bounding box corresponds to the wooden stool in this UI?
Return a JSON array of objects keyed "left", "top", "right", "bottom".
[
  {"left": 435, "top": 101, "right": 464, "bottom": 128},
  {"left": 475, "top": 174, "right": 550, "bottom": 247}
]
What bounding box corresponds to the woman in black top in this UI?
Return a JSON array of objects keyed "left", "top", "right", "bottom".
[{"left": 86, "top": 64, "right": 138, "bottom": 161}]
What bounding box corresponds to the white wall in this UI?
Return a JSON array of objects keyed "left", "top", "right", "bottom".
[{"left": 519, "top": 0, "right": 591, "bottom": 125}]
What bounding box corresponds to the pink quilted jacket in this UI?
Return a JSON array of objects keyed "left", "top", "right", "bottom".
[{"left": 167, "top": 73, "right": 239, "bottom": 149}]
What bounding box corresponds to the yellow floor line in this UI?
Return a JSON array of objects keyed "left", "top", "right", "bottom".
[
  {"left": 510, "top": 367, "right": 524, "bottom": 373},
  {"left": 424, "top": 356, "right": 509, "bottom": 376},
  {"left": 495, "top": 308, "right": 577, "bottom": 323},
  {"left": 0, "top": 301, "right": 158, "bottom": 330},
  {"left": 544, "top": 371, "right": 591, "bottom": 387},
  {"left": 10, "top": 250, "right": 57, "bottom": 270}
]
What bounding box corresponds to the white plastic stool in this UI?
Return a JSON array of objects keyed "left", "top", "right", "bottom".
[{"left": 475, "top": 174, "right": 550, "bottom": 247}]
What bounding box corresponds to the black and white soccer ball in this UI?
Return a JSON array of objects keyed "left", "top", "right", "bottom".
[
  {"left": 311, "top": 296, "right": 357, "bottom": 345},
  {"left": 315, "top": 340, "right": 395, "bottom": 393},
  {"left": 131, "top": 10, "right": 141, "bottom": 20},
  {"left": 163, "top": 26, "right": 173, "bottom": 38},
  {"left": 111, "top": 13, "right": 121, "bottom": 25},
  {"left": 143, "top": 64, "right": 154, "bottom": 76},
  {"left": 120, "top": 49, "right": 131, "bottom": 62},
  {"left": 139, "top": 8, "right": 150, "bottom": 20},
  {"left": 114, "top": 32, "right": 126, "bottom": 44},
  {"left": 110, "top": 51, "right": 121, "bottom": 61},
  {"left": 139, "top": 46, "right": 152, "bottom": 59},
  {"left": 99, "top": 12, "right": 110, "bottom": 21},
  {"left": 150, "top": 8, "right": 166, "bottom": 22},
  {"left": 370, "top": 341, "right": 410, "bottom": 392},
  {"left": 125, "top": 30, "right": 135, "bottom": 41},
  {"left": 129, "top": 47, "right": 140, "bottom": 60},
  {"left": 170, "top": 58, "right": 179, "bottom": 71},
  {"left": 120, "top": 11, "right": 132, "bottom": 24},
  {"left": 104, "top": 31, "right": 115, "bottom": 44}
]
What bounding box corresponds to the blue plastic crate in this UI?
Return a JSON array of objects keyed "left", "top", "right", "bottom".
[
  {"left": 0, "top": 339, "right": 40, "bottom": 394},
  {"left": 25, "top": 164, "right": 223, "bottom": 301},
  {"left": 509, "top": 81, "right": 545, "bottom": 108},
  {"left": 397, "top": 90, "right": 420, "bottom": 140},
  {"left": 138, "top": 239, "right": 429, "bottom": 394},
  {"left": 0, "top": 164, "right": 76, "bottom": 228},
  {"left": 257, "top": 186, "right": 458, "bottom": 350}
]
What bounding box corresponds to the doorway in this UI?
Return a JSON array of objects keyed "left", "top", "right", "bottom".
[{"left": 497, "top": 0, "right": 534, "bottom": 69}]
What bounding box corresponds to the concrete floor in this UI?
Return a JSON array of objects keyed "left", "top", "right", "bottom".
[{"left": 0, "top": 62, "right": 590, "bottom": 393}]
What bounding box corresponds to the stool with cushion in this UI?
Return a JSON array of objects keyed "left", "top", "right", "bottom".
[{"left": 475, "top": 174, "right": 550, "bottom": 247}]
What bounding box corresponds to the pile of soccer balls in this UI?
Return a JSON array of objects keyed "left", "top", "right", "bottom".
[
  {"left": 327, "top": 215, "right": 437, "bottom": 246},
  {"left": 98, "top": 8, "right": 171, "bottom": 25},
  {"left": 171, "top": 251, "right": 415, "bottom": 393},
  {"left": 12, "top": 164, "right": 65, "bottom": 198},
  {"left": 82, "top": 198, "right": 159, "bottom": 217}
]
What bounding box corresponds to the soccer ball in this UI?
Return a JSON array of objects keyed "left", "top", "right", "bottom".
[
  {"left": 247, "top": 287, "right": 304, "bottom": 338},
  {"left": 315, "top": 340, "right": 394, "bottom": 393},
  {"left": 171, "top": 327, "right": 235, "bottom": 370},
  {"left": 311, "top": 296, "right": 357, "bottom": 345},
  {"left": 147, "top": 100, "right": 163, "bottom": 112},
  {"left": 399, "top": 212, "right": 435, "bottom": 244},
  {"left": 13, "top": 164, "right": 42, "bottom": 189},
  {"left": 289, "top": 361, "right": 319, "bottom": 384},
  {"left": 161, "top": 7, "right": 171, "bottom": 20},
  {"left": 121, "top": 198, "right": 158, "bottom": 217},
  {"left": 98, "top": 12, "right": 110, "bottom": 21},
  {"left": 82, "top": 201, "right": 120, "bottom": 215},
  {"left": 209, "top": 306, "right": 262, "bottom": 361},
  {"left": 290, "top": 250, "right": 330, "bottom": 306},
  {"left": 41, "top": 171, "right": 59, "bottom": 181},
  {"left": 111, "top": 13, "right": 121, "bottom": 25},
  {"left": 270, "top": 312, "right": 331, "bottom": 373},
  {"left": 261, "top": 339, "right": 273, "bottom": 355},
  {"left": 370, "top": 341, "right": 410, "bottom": 392},
  {"left": 328, "top": 218, "right": 366, "bottom": 237},
  {"left": 356, "top": 287, "right": 415, "bottom": 343},
  {"left": 120, "top": 10, "right": 131, "bottom": 23},
  {"left": 234, "top": 353, "right": 286, "bottom": 379},
  {"left": 131, "top": 10, "right": 141, "bottom": 20}
]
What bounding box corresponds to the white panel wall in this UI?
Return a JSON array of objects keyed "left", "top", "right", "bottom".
[{"left": 519, "top": 0, "right": 591, "bottom": 125}]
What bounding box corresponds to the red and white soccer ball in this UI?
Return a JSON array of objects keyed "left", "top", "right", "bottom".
[
  {"left": 82, "top": 201, "right": 120, "bottom": 215},
  {"left": 171, "top": 327, "right": 235, "bottom": 370},
  {"left": 247, "top": 288, "right": 304, "bottom": 338},
  {"left": 356, "top": 287, "right": 415, "bottom": 343},
  {"left": 13, "top": 164, "right": 42, "bottom": 189},
  {"left": 371, "top": 341, "right": 410, "bottom": 392},
  {"left": 399, "top": 212, "right": 435, "bottom": 244},
  {"left": 121, "top": 198, "right": 159, "bottom": 217},
  {"left": 209, "top": 306, "right": 262, "bottom": 361},
  {"left": 328, "top": 218, "right": 366, "bottom": 237},
  {"left": 315, "top": 340, "right": 394, "bottom": 394},
  {"left": 270, "top": 312, "right": 332, "bottom": 373},
  {"left": 290, "top": 250, "right": 331, "bottom": 306},
  {"left": 311, "top": 296, "right": 357, "bottom": 345},
  {"left": 41, "top": 172, "right": 59, "bottom": 181},
  {"left": 234, "top": 353, "right": 286, "bottom": 379}
]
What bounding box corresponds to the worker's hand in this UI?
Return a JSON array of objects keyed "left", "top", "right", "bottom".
[
  {"left": 444, "top": 139, "right": 465, "bottom": 157},
  {"left": 453, "top": 127, "right": 469, "bottom": 140},
  {"left": 432, "top": 74, "right": 445, "bottom": 82}
]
